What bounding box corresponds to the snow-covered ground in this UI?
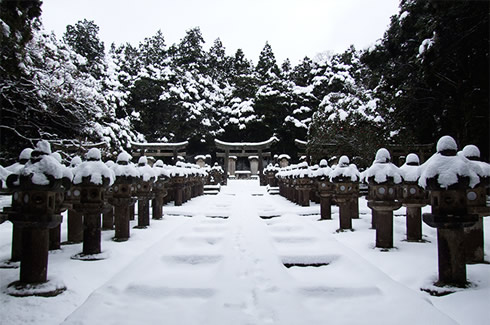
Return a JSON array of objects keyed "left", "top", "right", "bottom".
[{"left": 0, "top": 179, "right": 488, "bottom": 324}]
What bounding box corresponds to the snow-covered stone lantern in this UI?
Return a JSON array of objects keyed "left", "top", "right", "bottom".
[
  {"left": 365, "top": 148, "right": 403, "bottom": 249},
  {"left": 102, "top": 160, "right": 116, "bottom": 230},
  {"left": 64, "top": 156, "right": 83, "bottom": 244},
  {"left": 110, "top": 151, "right": 139, "bottom": 241},
  {"left": 295, "top": 162, "right": 314, "bottom": 207},
  {"left": 315, "top": 159, "right": 334, "bottom": 220},
  {"left": 4, "top": 147, "right": 33, "bottom": 263},
  {"left": 264, "top": 163, "right": 279, "bottom": 187},
  {"left": 330, "top": 156, "right": 360, "bottom": 230},
  {"left": 170, "top": 163, "right": 187, "bottom": 206},
  {"left": 460, "top": 145, "right": 490, "bottom": 263},
  {"left": 72, "top": 148, "right": 114, "bottom": 259},
  {"left": 4, "top": 140, "right": 71, "bottom": 296},
  {"left": 399, "top": 153, "right": 428, "bottom": 241},
  {"left": 134, "top": 156, "right": 156, "bottom": 228},
  {"left": 419, "top": 136, "right": 480, "bottom": 287},
  {"left": 49, "top": 151, "right": 71, "bottom": 251},
  {"left": 152, "top": 160, "right": 170, "bottom": 220}
]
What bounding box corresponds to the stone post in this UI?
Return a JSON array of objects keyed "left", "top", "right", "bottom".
[
  {"left": 366, "top": 149, "right": 403, "bottom": 249},
  {"left": 72, "top": 148, "right": 113, "bottom": 260},
  {"left": 420, "top": 136, "right": 480, "bottom": 287}
]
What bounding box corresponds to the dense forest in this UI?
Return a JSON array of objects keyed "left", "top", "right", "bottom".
[{"left": 0, "top": 0, "right": 488, "bottom": 167}]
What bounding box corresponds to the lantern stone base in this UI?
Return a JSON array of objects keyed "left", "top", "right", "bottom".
[{"left": 7, "top": 278, "right": 66, "bottom": 297}]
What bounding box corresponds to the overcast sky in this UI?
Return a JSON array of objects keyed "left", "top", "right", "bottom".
[{"left": 41, "top": 0, "right": 400, "bottom": 65}]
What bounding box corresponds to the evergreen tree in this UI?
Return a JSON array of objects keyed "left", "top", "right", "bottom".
[{"left": 63, "top": 19, "right": 106, "bottom": 78}]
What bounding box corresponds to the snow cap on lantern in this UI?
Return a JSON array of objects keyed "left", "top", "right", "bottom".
[
  {"left": 365, "top": 148, "right": 402, "bottom": 184},
  {"left": 405, "top": 153, "right": 420, "bottom": 166},
  {"left": 461, "top": 145, "right": 480, "bottom": 160},
  {"left": 73, "top": 148, "right": 114, "bottom": 186},
  {"left": 400, "top": 153, "right": 421, "bottom": 183},
  {"left": 418, "top": 136, "right": 480, "bottom": 189},
  {"left": 86, "top": 148, "right": 101, "bottom": 161},
  {"left": 460, "top": 144, "right": 490, "bottom": 182},
  {"left": 19, "top": 140, "right": 69, "bottom": 186},
  {"left": 5, "top": 148, "right": 33, "bottom": 174},
  {"left": 19, "top": 148, "right": 33, "bottom": 162},
  {"left": 137, "top": 156, "right": 156, "bottom": 182},
  {"left": 329, "top": 156, "right": 360, "bottom": 182},
  {"left": 70, "top": 156, "right": 82, "bottom": 168},
  {"left": 112, "top": 151, "right": 139, "bottom": 178}
]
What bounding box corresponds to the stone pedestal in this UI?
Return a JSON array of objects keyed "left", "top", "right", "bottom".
[
  {"left": 249, "top": 157, "right": 259, "bottom": 175},
  {"left": 228, "top": 157, "right": 237, "bottom": 176},
  {"left": 67, "top": 209, "right": 83, "bottom": 243}
]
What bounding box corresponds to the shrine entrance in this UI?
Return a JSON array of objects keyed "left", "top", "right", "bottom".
[
  {"left": 214, "top": 137, "right": 277, "bottom": 181},
  {"left": 131, "top": 141, "right": 188, "bottom": 164}
]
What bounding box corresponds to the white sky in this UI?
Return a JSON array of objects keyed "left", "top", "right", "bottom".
[{"left": 40, "top": 0, "right": 400, "bottom": 65}]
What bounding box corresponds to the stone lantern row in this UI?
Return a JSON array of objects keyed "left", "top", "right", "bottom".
[
  {"left": 0, "top": 141, "right": 207, "bottom": 297},
  {"left": 274, "top": 136, "right": 489, "bottom": 288}
]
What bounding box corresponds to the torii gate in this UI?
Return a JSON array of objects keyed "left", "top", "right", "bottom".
[
  {"left": 214, "top": 137, "right": 278, "bottom": 179},
  {"left": 131, "top": 141, "right": 188, "bottom": 163}
]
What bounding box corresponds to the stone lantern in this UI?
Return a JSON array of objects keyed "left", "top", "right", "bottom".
[
  {"left": 315, "top": 159, "right": 334, "bottom": 220},
  {"left": 295, "top": 162, "right": 313, "bottom": 207},
  {"left": 134, "top": 156, "right": 156, "bottom": 228},
  {"left": 63, "top": 156, "right": 83, "bottom": 244},
  {"left": 264, "top": 163, "right": 279, "bottom": 187},
  {"left": 171, "top": 164, "right": 187, "bottom": 206},
  {"left": 152, "top": 160, "right": 170, "bottom": 220},
  {"left": 330, "top": 156, "right": 360, "bottom": 230},
  {"left": 365, "top": 148, "right": 403, "bottom": 249},
  {"left": 4, "top": 140, "right": 71, "bottom": 296},
  {"left": 420, "top": 136, "right": 480, "bottom": 287},
  {"left": 4, "top": 148, "right": 33, "bottom": 264},
  {"left": 102, "top": 160, "right": 116, "bottom": 230},
  {"left": 110, "top": 151, "right": 139, "bottom": 241},
  {"left": 399, "top": 153, "right": 428, "bottom": 242},
  {"left": 278, "top": 154, "right": 291, "bottom": 168},
  {"left": 459, "top": 144, "right": 490, "bottom": 264},
  {"left": 72, "top": 148, "right": 114, "bottom": 259},
  {"left": 49, "top": 151, "right": 71, "bottom": 251}
]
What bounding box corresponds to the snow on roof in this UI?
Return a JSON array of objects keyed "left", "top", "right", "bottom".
[
  {"left": 248, "top": 156, "right": 259, "bottom": 160},
  {"left": 194, "top": 155, "right": 207, "bottom": 160},
  {"left": 278, "top": 154, "right": 291, "bottom": 160},
  {"left": 131, "top": 141, "right": 189, "bottom": 148},
  {"left": 215, "top": 136, "right": 278, "bottom": 147},
  {"left": 319, "top": 159, "right": 328, "bottom": 167}
]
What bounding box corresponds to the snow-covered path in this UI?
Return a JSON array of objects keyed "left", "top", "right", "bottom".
[{"left": 1, "top": 180, "right": 489, "bottom": 324}]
